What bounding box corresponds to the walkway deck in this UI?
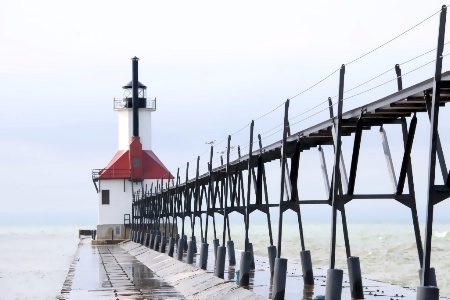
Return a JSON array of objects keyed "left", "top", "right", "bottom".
[
  {"left": 59, "top": 237, "right": 185, "bottom": 300},
  {"left": 60, "top": 237, "right": 450, "bottom": 299}
]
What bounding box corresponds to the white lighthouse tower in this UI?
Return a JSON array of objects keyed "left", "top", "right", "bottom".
[{"left": 92, "top": 57, "right": 173, "bottom": 240}]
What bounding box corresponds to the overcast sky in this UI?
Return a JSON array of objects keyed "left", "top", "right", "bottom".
[{"left": 0, "top": 0, "right": 449, "bottom": 225}]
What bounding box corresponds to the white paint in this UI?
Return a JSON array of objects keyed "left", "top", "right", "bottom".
[
  {"left": 98, "top": 178, "right": 158, "bottom": 225},
  {"left": 117, "top": 108, "right": 153, "bottom": 150}
]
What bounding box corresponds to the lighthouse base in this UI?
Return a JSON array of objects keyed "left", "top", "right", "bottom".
[
  {"left": 95, "top": 223, "right": 178, "bottom": 241},
  {"left": 96, "top": 224, "right": 129, "bottom": 240}
]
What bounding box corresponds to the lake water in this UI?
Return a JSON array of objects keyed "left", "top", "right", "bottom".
[{"left": 0, "top": 221, "right": 448, "bottom": 299}]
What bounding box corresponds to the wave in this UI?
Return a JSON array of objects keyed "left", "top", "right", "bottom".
[{"left": 434, "top": 231, "right": 448, "bottom": 238}]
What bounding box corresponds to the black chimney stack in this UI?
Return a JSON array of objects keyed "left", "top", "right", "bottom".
[{"left": 132, "top": 56, "right": 139, "bottom": 137}]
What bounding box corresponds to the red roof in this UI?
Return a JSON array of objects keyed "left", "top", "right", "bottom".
[{"left": 99, "top": 150, "right": 174, "bottom": 179}]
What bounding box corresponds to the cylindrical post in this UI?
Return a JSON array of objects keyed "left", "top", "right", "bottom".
[
  {"left": 145, "top": 233, "right": 150, "bottom": 247},
  {"left": 111, "top": 229, "right": 114, "bottom": 241},
  {"left": 227, "top": 240, "right": 236, "bottom": 265},
  {"left": 213, "top": 239, "right": 219, "bottom": 260},
  {"left": 239, "top": 251, "right": 252, "bottom": 286},
  {"left": 272, "top": 258, "right": 288, "bottom": 300},
  {"left": 300, "top": 250, "right": 314, "bottom": 285},
  {"left": 268, "top": 245, "right": 277, "bottom": 276},
  {"left": 154, "top": 234, "right": 160, "bottom": 251},
  {"left": 160, "top": 236, "right": 167, "bottom": 253},
  {"left": 419, "top": 267, "right": 437, "bottom": 286},
  {"left": 347, "top": 256, "right": 363, "bottom": 299},
  {"left": 177, "top": 236, "right": 184, "bottom": 261},
  {"left": 187, "top": 240, "right": 195, "bottom": 264},
  {"left": 168, "top": 237, "right": 175, "bottom": 257},
  {"left": 417, "top": 286, "right": 439, "bottom": 300},
  {"left": 183, "top": 234, "right": 188, "bottom": 251},
  {"left": 199, "top": 243, "right": 209, "bottom": 270},
  {"left": 214, "top": 246, "right": 226, "bottom": 278},
  {"left": 248, "top": 242, "right": 255, "bottom": 269},
  {"left": 192, "top": 235, "right": 197, "bottom": 253},
  {"left": 325, "top": 269, "right": 343, "bottom": 300},
  {"left": 149, "top": 233, "right": 155, "bottom": 248}
]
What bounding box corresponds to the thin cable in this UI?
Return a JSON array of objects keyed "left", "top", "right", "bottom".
[
  {"left": 328, "top": 42, "right": 450, "bottom": 100},
  {"left": 289, "top": 68, "right": 340, "bottom": 100},
  {"left": 255, "top": 102, "right": 285, "bottom": 121},
  {"left": 342, "top": 55, "right": 446, "bottom": 102},
  {"left": 345, "top": 8, "right": 442, "bottom": 66}
]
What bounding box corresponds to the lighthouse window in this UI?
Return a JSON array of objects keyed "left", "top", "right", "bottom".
[
  {"left": 132, "top": 158, "right": 140, "bottom": 168},
  {"left": 102, "top": 190, "right": 110, "bottom": 205}
]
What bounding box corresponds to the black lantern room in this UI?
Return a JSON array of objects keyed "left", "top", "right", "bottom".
[{"left": 122, "top": 80, "right": 147, "bottom": 108}]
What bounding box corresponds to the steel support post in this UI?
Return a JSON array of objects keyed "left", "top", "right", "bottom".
[
  {"left": 272, "top": 100, "right": 290, "bottom": 300},
  {"left": 425, "top": 91, "right": 449, "bottom": 186},
  {"left": 397, "top": 114, "right": 417, "bottom": 195},
  {"left": 419, "top": 6, "right": 447, "bottom": 298},
  {"left": 347, "top": 117, "right": 363, "bottom": 195},
  {"left": 181, "top": 162, "right": 189, "bottom": 249},
  {"left": 398, "top": 118, "right": 424, "bottom": 265},
  {"left": 329, "top": 64, "right": 345, "bottom": 270},
  {"left": 276, "top": 101, "right": 289, "bottom": 258},
  {"left": 258, "top": 134, "right": 275, "bottom": 246},
  {"left": 245, "top": 122, "right": 254, "bottom": 251}
]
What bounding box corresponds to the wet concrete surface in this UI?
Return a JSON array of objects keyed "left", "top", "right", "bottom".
[
  {"left": 123, "top": 239, "right": 450, "bottom": 300},
  {"left": 61, "top": 238, "right": 449, "bottom": 300},
  {"left": 59, "top": 237, "right": 184, "bottom": 299}
]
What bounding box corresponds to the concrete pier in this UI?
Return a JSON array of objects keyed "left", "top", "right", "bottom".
[
  {"left": 59, "top": 238, "right": 184, "bottom": 299},
  {"left": 61, "top": 237, "right": 450, "bottom": 300}
]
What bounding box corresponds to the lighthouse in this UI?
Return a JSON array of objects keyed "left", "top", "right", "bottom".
[{"left": 92, "top": 57, "right": 173, "bottom": 240}]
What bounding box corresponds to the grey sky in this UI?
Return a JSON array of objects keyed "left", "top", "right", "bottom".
[{"left": 0, "top": 0, "right": 449, "bottom": 225}]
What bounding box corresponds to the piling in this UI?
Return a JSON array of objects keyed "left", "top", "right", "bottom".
[
  {"left": 239, "top": 251, "right": 252, "bottom": 286},
  {"left": 149, "top": 233, "right": 155, "bottom": 248},
  {"left": 300, "top": 250, "right": 314, "bottom": 285},
  {"left": 248, "top": 242, "right": 255, "bottom": 269},
  {"left": 168, "top": 237, "right": 175, "bottom": 257},
  {"left": 227, "top": 240, "right": 236, "bottom": 265},
  {"left": 268, "top": 245, "right": 277, "bottom": 276},
  {"left": 199, "top": 243, "right": 209, "bottom": 269},
  {"left": 419, "top": 267, "right": 437, "bottom": 286},
  {"left": 154, "top": 234, "right": 160, "bottom": 251},
  {"left": 347, "top": 256, "right": 364, "bottom": 299},
  {"left": 213, "top": 239, "right": 219, "bottom": 260},
  {"left": 177, "top": 236, "right": 184, "bottom": 261},
  {"left": 183, "top": 235, "right": 188, "bottom": 251},
  {"left": 187, "top": 240, "right": 195, "bottom": 264},
  {"left": 416, "top": 286, "right": 439, "bottom": 300},
  {"left": 272, "top": 258, "right": 288, "bottom": 300},
  {"left": 214, "top": 246, "right": 226, "bottom": 278},
  {"left": 145, "top": 233, "right": 150, "bottom": 247},
  {"left": 160, "top": 236, "right": 167, "bottom": 253},
  {"left": 325, "top": 269, "right": 343, "bottom": 300},
  {"left": 192, "top": 236, "right": 197, "bottom": 253}
]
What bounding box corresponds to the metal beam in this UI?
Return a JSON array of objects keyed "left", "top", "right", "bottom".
[
  {"left": 329, "top": 64, "right": 345, "bottom": 270},
  {"left": 422, "top": 5, "right": 447, "bottom": 287},
  {"left": 379, "top": 126, "right": 398, "bottom": 193}
]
